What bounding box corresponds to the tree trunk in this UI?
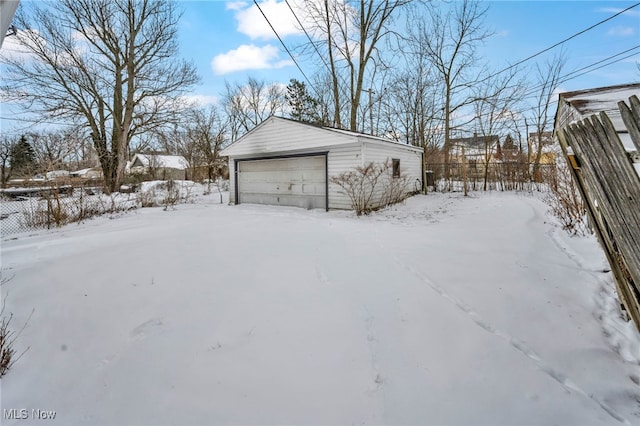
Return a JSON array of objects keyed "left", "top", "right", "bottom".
[{"left": 443, "top": 81, "right": 452, "bottom": 183}]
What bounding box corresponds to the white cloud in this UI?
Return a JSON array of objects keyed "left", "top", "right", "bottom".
[
  {"left": 181, "top": 94, "right": 220, "bottom": 107},
  {"left": 232, "top": 0, "right": 302, "bottom": 40},
  {"left": 226, "top": 1, "right": 248, "bottom": 11},
  {"left": 607, "top": 26, "right": 636, "bottom": 36},
  {"left": 597, "top": 7, "right": 640, "bottom": 17},
  {"left": 0, "top": 29, "right": 44, "bottom": 61},
  {"left": 211, "top": 44, "right": 293, "bottom": 74}
]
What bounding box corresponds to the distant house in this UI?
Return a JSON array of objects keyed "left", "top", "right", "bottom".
[
  {"left": 129, "top": 154, "right": 189, "bottom": 180},
  {"left": 449, "top": 133, "right": 500, "bottom": 177},
  {"left": 70, "top": 168, "right": 103, "bottom": 180},
  {"left": 45, "top": 170, "right": 71, "bottom": 180},
  {"left": 528, "top": 131, "right": 557, "bottom": 164}
]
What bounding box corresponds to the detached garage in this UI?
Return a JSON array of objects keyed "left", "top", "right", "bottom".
[{"left": 220, "top": 116, "right": 424, "bottom": 211}]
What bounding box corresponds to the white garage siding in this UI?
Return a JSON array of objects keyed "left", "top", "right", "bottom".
[
  {"left": 223, "top": 118, "right": 355, "bottom": 158},
  {"left": 222, "top": 117, "right": 423, "bottom": 211},
  {"left": 362, "top": 142, "right": 424, "bottom": 194},
  {"left": 236, "top": 155, "right": 327, "bottom": 210}
]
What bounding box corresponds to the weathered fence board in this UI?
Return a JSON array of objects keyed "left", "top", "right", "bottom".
[
  {"left": 555, "top": 86, "right": 640, "bottom": 330},
  {"left": 557, "top": 128, "right": 640, "bottom": 327},
  {"left": 619, "top": 95, "right": 640, "bottom": 151}
]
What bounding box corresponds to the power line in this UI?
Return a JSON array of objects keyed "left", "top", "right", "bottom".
[
  {"left": 520, "top": 44, "right": 640, "bottom": 100},
  {"left": 472, "top": 44, "right": 640, "bottom": 124},
  {"left": 252, "top": 0, "right": 320, "bottom": 98},
  {"left": 384, "top": 45, "right": 639, "bottom": 129},
  {"left": 284, "top": 0, "right": 332, "bottom": 79},
  {"left": 488, "top": 2, "right": 640, "bottom": 79},
  {"left": 472, "top": 46, "right": 640, "bottom": 121},
  {"left": 283, "top": 0, "right": 354, "bottom": 108}
]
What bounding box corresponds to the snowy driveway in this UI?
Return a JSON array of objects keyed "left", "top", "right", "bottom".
[{"left": 1, "top": 192, "right": 639, "bottom": 425}]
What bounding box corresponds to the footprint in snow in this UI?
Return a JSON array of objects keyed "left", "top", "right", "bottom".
[
  {"left": 315, "top": 267, "right": 331, "bottom": 285},
  {"left": 130, "top": 318, "right": 164, "bottom": 340}
]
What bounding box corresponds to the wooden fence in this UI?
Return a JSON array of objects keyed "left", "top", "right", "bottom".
[{"left": 556, "top": 94, "right": 640, "bottom": 329}]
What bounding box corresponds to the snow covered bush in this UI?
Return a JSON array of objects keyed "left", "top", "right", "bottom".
[
  {"left": 330, "top": 160, "right": 410, "bottom": 216},
  {"left": 137, "top": 180, "right": 195, "bottom": 209}
]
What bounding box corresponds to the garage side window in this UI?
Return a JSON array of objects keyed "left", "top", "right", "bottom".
[{"left": 392, "top": 158, "right": 400, "bottom": 178}]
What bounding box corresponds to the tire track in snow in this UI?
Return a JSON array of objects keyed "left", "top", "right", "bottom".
[
  {"left": 314, "top": 262, "right": 386, "bottom": 425},
  {"left": 372, "top": 227, "right": 629, "bottom": 424},
  {"left": 397, "top": 257, "right": 628, "bottom": 424},
  {"left": 316, "top": 258, "right": 385, "bottom": 393}
]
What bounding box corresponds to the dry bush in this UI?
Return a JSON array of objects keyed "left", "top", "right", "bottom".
[
  {"left": 381, "top": 172, "right": 410, "bottom": 207},
  {"left": 162, "top": 179, "right": 180, "bottom": 210},
  {"left": 137, "top": 180, "right": 195, "bottom": 209},
  {"left": 20, "top": 189, "right": 136, "bottom": 229},
  {"left": 138, "top": 189, "right": 158, "bottom": 207},
  {"left": 330, "top": 160, "right": 410, "bottom": 216},
  {"left": 0, "top": 277, "right": 31, "bottom": 378},
  {"left": 330, "top": 162, "right": 386, "bottom": 215},
  {"left": 544, "top": 161, "right": 590, "bottom": 236},
  {"left": 1, "top": 308, "right": 18, "bottom": 377}
]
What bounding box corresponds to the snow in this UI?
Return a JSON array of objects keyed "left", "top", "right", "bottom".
[
  {"left": 1, "top": 191, "right": 640, "bottom": 425},
  {"left": 131, "top": 154, "right": 189, "bottom": 169}
]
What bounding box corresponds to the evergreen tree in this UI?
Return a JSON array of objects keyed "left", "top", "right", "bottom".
[
  {"left": 503, "top": 133, "right": 516, "bottom": 151},
  {"left": 9, "top": 135, "right": 36, "bottom": 177},
  {"left": 285, "top": 79, "right": 321, "bottom": 125}
]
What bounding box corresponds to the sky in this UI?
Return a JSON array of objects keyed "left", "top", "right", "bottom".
[
  {"left": 0, "top": 0, "right": 639, "bottom": 136},
  {"left": 175, "top": 0, "right": 640, "bottom": 104}
]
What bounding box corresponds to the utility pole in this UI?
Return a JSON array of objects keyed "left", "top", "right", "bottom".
[{"left": 363, "top": 88, "right": 375, "bottom": 135}]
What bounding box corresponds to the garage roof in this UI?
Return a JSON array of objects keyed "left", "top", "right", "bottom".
[{"left": 221, "top": 116, "right": 422, "bottom": 157}]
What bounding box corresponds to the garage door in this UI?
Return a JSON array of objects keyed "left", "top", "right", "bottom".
[{"left": 237, "top": 155, "right": 327, "bottom": 209}]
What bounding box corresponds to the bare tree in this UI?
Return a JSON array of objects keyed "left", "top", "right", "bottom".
[
  {"left": 0, "top": 137, "right": 15, "bottom": 187},
  {"left": 381, "top": 64, "right": 441, "bottom": 193},
  {"left": 302, "top": 0, "right": 410, "bottom": 131},
  {"left": 1, "top": 0, "right": 199, "bottom": 193},
  {"left": 222, "top": 77, "right": 286, "bottom": 142},
  {"left": 529, "top": 52, "right": 565, "bottom": 182},
  {"left": 28, "top": 129, "right": 83, "bottom": 173},
  {"left": 410, "top": 0, "right": 492, "bottom": 182},
  {"left": 311, "top": 71, "right": 347, "bottom": 127},
  {"left": 383, "top": 62, "right": 439, "bottom": 147},
  {"left": 183, "top": 106, "right": 228, "bottom": 184},
  {"left": 472, "top": 70, "right": 525, "bottom": 190}
]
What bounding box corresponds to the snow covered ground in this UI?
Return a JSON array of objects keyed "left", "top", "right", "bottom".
[{"left": 1, "top": 191, "right": 639, "bottom": 425}]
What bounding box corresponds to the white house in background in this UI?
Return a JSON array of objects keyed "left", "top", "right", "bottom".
[
  {"left": 45, "top": 170, "right": 70, "bottom": 180},
  {"left": 220, "top": 116, "right": 424, "bottom": 211},
  {"left": 129, "top": 154, "right": 189, "bottom": 180},
  {"left": 70, "top": 168, "right": 103, "bottom": 179}
]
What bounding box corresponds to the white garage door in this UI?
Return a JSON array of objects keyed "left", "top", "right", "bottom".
[{"left": 237, "top": 155, "right": 327, "bottom": 209}]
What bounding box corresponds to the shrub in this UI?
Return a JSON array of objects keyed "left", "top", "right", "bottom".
[
  {"left": 162, "top": 179, "right": 180, "bottom": 210},
  {"left": 544, "top": 159, "right": 590, "bottom": 236},
  {"left": 0, "top": 276, "right": 31, "bottom": 378},
  {"left": 330, "top": 160, "right": 410, "bottom": 216}
]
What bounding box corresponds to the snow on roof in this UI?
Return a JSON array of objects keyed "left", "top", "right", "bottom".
[
  {"left": 559, "top": 83, "right": 640, "bottom": 133},
  {"left": 132, "top": 154, "right": 189, "bottom": 169}
]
